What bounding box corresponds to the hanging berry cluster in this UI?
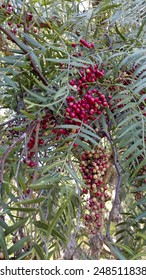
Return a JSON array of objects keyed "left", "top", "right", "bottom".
[
  {"left": 53, "top": 39, "right": 111, "bottom": 139},
  {"left": 79, "top": 147, "right": 111, "bottom": 234}
]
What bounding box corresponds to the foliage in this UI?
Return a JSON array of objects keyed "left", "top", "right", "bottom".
[{"left": 0, "top": 0, "right": 146, "bottom": 260}]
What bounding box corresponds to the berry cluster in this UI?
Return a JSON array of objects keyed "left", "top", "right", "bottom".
[
  {"left": 65, "top": 44, "right": 109, "bottom": 126},
  {"left": 72, "top": 38, "right": 95, "bottom": 49},
  {"left": 1, "top": 3, "right": 38, "bottom": 35},
  {"left": 79, "top": 147, "right": 111, "bottom": 234},
  {"left": 53, "top": 64, "right": 109, "bottom": 140},
  {"left": 1, "top": 2, "right": 13, "bottom": 15},
  {"left": 69, "top": 64, "right": 104, "bottom": 94},
  {"left": 65, "top": 88, "right": 109, "bottom": 126},
  {"left": 53, "top": 42, "right": 110, "bottom": 140}
]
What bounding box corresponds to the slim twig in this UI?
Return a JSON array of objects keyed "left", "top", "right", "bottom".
[
  {"left": 0, "top": 122, "right": 36, "bottom": 184},
  {"left": 69, "top": 159, "right": 81, "bottom": 235},
  {"left": 15, "top": 132, "right": 29, "bottom": 180},
  {"left": 32, "top": 122, "right": 40, "bottom": 183},
  {"left": 0, "top": 26, "right": 48, "bottom": 86},
  {"left": 104, "top": 33, "right": 113, "bottom": 50},
  {"left": 0, "top": 117, "right": 18, "bottom": 127},
  {"left": 103, "top": 130, "right": 122, "bottom": 241}
]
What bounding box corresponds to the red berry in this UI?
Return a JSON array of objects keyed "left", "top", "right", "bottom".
[
  {"left": 38, "top": 139, "right": 44, "bottom": 145},
  {"left": 90, "top": 43, "right": 95, "bottom": 48},
  {"left": 100, "top": 203, "right": 104, "bottom": 209},
  {"left": 26, "top": 188, "right": 31, "bottom": 194},
  {"left": 24, "top": 159, "right": 31, "bottom": 165},
  {"left": 17, "top": 23, "right": 21, "bottom": 28},
  {"left": 95, "top": 214, "right": 99, "bottom": 219},
  {"left": 83, "top": 188, "right": 88, "bottom": 194},
  {"left": 42, "top": 124, "right": 48, "bottom": 129},
  {"left": 72, "top": 43, "right": 77, "bottom": 48},
  {"left": 23, "top": 158, "right": 27, "bottom": 164},
  {"left": 29, "top": 161, "right": 36, "bottom": 167},
  {"left": 85, "top": 214, "right": 90, "bottom": 221},
  {"left": 73, "top": 143, "right": 78, "bottom": 147},
  {"left": 70, "top": 112, "right": 76, "bottom": 118}
]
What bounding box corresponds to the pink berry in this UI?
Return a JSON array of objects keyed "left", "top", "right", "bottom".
[{"left": 97, "top": 222, "right": 102, "bottom": 228}]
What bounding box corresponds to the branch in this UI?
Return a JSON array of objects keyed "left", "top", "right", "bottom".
[
  {"left": 0, "top": 122, "right": 36, "bottom": 184},
  {"left": 103, "top": 130, "right": 122, "bottom": 241},
  {"left": 32, "top": 122, "right": 40, "bottom": 184},
  {"left": 0, "top": 26, "right": 48, "bottom": 86},
  {"left": 104, "top": 33, "right": 113, "bottom": 50},
  {"left": 69, "top": 159, "right": 81, "bottom": 235},
  {"left": 0, "top": 117, "right": 18, "bottom": 128}
]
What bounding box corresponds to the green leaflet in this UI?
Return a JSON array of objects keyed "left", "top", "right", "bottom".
[
  {"left": 16, "top": 249, "right": 33, "bottom": 260},
  {"left": 15, "top": 197, "right": 45, "bottom": 205},
  {"left": 122, "top": 139, "right": 142, "bottom": 159},
  {"left": 22, "top": 32, "right": 45, "bottom": 50},
  {"left": 0, "top": 227, "right": 9, "bottom": 259},
  {"left": 32, "top": 242, "right": 45, "bottom": 259},
  {"left": 30, "top": 51, "right": 42, "bottom": 71},
  {"left": 107, "top": 242, "right": 127, "bottom": 260},
  {"left": 8, "top": 236, "right": 30, "bottom": 255},
  {"left": 115, "top": 23, "right": 126, "bottom": 41},
  {"left": 54, "top": 86, "right": 68, "bottom": 100},
  {"left": 23, "top": 86, "right": 47, "bottom": 102},
  {"left": 81, "top": 128, "right": 100, "bottom": 140},
  {"left": 42, "top": 159, "right": 65, "bottom": 174},
  {"left": 47, "top": 192, "right": 73, "bottom": 235},
  {"left": 131, "top": 253, "right": 146, "bottom": 260},
  {"left": 20, "top": 110, "right": 36, "bottom": 120},
  {"left": 110, "top": 242, "right": 135, "bottom": 257},
  {"left": 7, "top": 207, "right": 37, "bottom": 213},
  {"left": 75, "top": 138, "right": 91, "bottom": 150},
  {"left": 0, "top": 218, "right": 8, "bottom": 230},
  {"left": 34, "top": 221, "right": 67, "bottom": 242},
  {"left": 78, "top": 132, "right": 98, "bottom": 145},
  {"left": 34, "top": 221, "right": 49, "bottom": 232},
  {"left": 134, "top": 211, "right": 146, "bottom": 222},
  {"left": 4, "top": 218, "right": 28, "bottom": 236},
  {"left": 118, "top": 123, "right": 141, "bottom": 139},
  {"left": 131, "top": 159, "right": 146, "bottom": 177},
  {"left": 135, "top": 232, "right": 146, "bottom": 240},
  {"left": 65, "top": 164, "right": 86, "bottom": 188},
  {"left": 4, "top": 76, "right": 18, "bottom": 89}
]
